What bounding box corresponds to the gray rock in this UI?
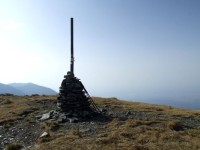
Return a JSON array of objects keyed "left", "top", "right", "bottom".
[
  {"left": 3, "top": 138, "right": 7, "bottom": 141},
  {"left": 68, "top": 117, "right": 78, "bottom": 123},
  {"left": 125, "top": 111, "right": 131, "bottom": 116},
  {"left": 39, "top": 113, "right": 51, "bottom": 121},
  {"left": 58, "top": 114, "right": 67, "bottom": 123},
  {"left": 49, "top": 110, "right": 54, "bottom": 116},
  {"left": 100, "top": 108, "right": 107, "bottom": 113},
  {"left": 90, "top": 122, "right": 95, "bottom": 125},
  {"left": 35, "top": 115, "right": 42, "bottom": 119},
  {"left": 80, "top": 128, "right": 91, "bottom": 133},
  {"left": 82, "top": 111, "right": 89, "bottom": 117},
  {"left": 40, "top": 132, "right": 49, "bottom": 138},
  {"left": 72, "top": 113, "right": 80, "bottom": 117},
  {"left": 108, "top": 111, "right": 114, "bottom": 116}
]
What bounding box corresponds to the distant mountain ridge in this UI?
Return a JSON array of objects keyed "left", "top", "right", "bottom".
[
  {"left": 0, "top": 83, "right": 25, "bottom": 95},
  {"left": 0, "top": 83, "right": 57, "bottom": 95}
]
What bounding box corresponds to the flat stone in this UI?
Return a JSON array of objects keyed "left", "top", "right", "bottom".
[
  {"left": 58, "top": 114, "right": 67, "bottom": 123},
  {"left": 125, "top": 111, "right": 131, "bottom": 116},
  {"left": 80, "top": 128, "right": 91, "bottom": 133},
  {"left": 68, "top": 117, "right": 78, "bottom": 123},
  {"left": 100, "top": 108, "right": 107, "bottom": 112},
  {"left": 35, "top": 115, "right": 42, "bottom": 119},
  {"left": 40, "top": 132, "right": 49, "bottom": 138},
  {"left": 90, "top": 122, "right": 95, "bottom": 125},
  {"left": 39, "top": 113, "right": 51, "bottom": 121}
]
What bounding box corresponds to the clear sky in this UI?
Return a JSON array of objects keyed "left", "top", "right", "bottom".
[{"left": 0, "top": 0, "right": 200, "bottom": 103}]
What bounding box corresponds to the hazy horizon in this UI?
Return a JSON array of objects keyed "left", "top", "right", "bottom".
[{"left": 0, "top": 0, "right": 200, "bottom": 105}]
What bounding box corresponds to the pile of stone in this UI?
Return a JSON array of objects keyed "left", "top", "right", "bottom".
[
  {"left": 46, "top": 18, "right": 101, "bottom": 122},
  {"left": 36, "top": 72, "right": 102, "bottom": 123},
  {"left": 56, "top": 72, "right": 100, "bottom": 119}
]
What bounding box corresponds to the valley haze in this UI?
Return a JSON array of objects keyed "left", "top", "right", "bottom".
[{"left": 0, "top": 82, "right": 199, "bottom": 110}]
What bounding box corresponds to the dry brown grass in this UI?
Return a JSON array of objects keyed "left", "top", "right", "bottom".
[
  {"left": 35, "top": 113, "right": 199, "bottom": 149},
  {"left": 93, "top": 97, "right": 200, "bottom": 118},
  {"left": 40, "top": 120, "right": 60, "bottom": 132},
  {"left": 0, "top": 95, "right": 56, "bottom": 123},
  {"left": 1, "top": 95, "right": 200, "bottom": 150}
]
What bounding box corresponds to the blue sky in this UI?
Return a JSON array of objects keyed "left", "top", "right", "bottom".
[{"left": 0, "top": 0, "right": 200, "bottom": 103}]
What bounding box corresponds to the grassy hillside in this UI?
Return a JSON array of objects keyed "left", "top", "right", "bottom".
[{"left": 0, "top": 95, "right": 200, "bottom": 150}]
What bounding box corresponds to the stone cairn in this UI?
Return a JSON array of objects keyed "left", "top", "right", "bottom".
[
  {"left": 57, "top": 71, "right": 100, "bottom": 117},
  {"left": 56, "top": 18, "right": 100, "bottom": 119},
  {"left": 37, "top": 18, "right": 101, "bottom": 123}
]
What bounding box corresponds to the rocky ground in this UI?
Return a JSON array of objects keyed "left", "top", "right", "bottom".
[{"left": 0, "top": 95, "right": 200, "bottom": 150}]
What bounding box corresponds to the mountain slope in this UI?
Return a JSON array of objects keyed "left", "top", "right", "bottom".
[
  {"left": 8, "top": 83, "right": 57, "bottom": 95},
  {"left": 0, "top": 83, "right": 25, "bottom": 95},
  {"left": 0, "top": 96, "right": 200, "bottom": 149}
]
